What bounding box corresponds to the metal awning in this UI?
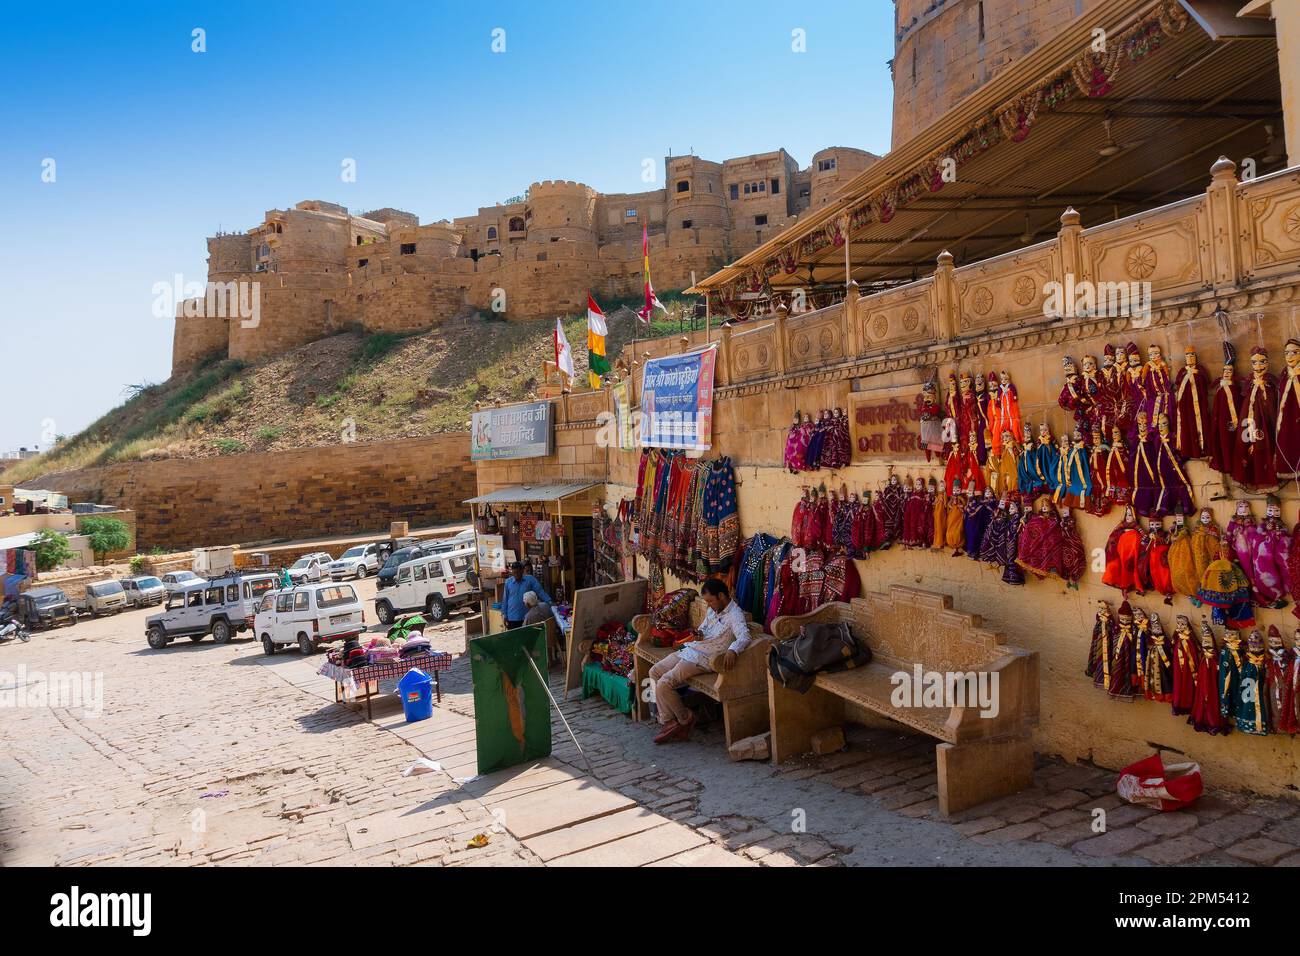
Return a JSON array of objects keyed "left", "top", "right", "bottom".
[{"left": 463, "top": 482, "right": 602, "bottom": 505}]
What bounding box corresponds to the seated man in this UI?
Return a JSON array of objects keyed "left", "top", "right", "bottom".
[{"left": 648, "top": 579, "right": 750, "bottom": 744}]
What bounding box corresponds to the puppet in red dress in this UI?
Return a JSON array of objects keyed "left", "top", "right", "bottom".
[
  {"left": 1276, "top": 338, "right": 1300, "bottom": 480},
  {"left": 1103, "top": 504, "right": 1144, "bottom": 594},
  {"left": 1265, "top": 626, "right": 1298, "bottom": 734},
  {"left": 1087, "top": 424, "right": 1112, "bottom": 516},
  {"left": 1058, "top": 356, "right": 1096, "bottom": 442},
  {"left": 1170, "top": 614, "right": 1200, "bottom": 716},
  {"left": 1189, "top": 618, "right": 1229, "bottom": 734},
  {"left": 988, "top": 370, "right": 1023, "bottom": 460},
  {"left": 1208, "top": 342, "right": 1240, "bottom": 483},
  {"left": 1172, "top": 345, "right": 1210, "bottom": 460},
  {"left": 1232, "top": 346, "right": 1279, "bottom": 490}
]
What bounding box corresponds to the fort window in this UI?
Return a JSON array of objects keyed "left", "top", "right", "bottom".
[
  {"left": 729, "top": 184, "right": 739, "bottom": 200},
  {"left": 486, "top": 227, "right": 497, "bottom": 239},
  {"left": 978, "top": 1, "right": 985, "bottom": 42},
  {"left": 755, "top": 215, "right": 768, "bottom": 226},
  {"left": 357, "top": 258, "right": 368, "bottom": 267},
  {"left": 681, "top": 219, "right": 693, "bottom": 229},
  {"left": 818, "top": 158, "right": 837, "bottom": 172},
  {"left": 676, "top": 180, "right": 689, "bottom": 193},
  {"left": 508, "top": 216, "right": 525, "bottom": 231},
  {"left": 356, "top": 236, "right": 363, "bottom": 245},
  {"left": 400, "top": 243, "right": 416, "bottom": 255},
  {"left": 771, "top": 178, "right": 780, "bottom": 195},
  {"left": 743, "top": 183, "right": 750, "bottom": 195}
]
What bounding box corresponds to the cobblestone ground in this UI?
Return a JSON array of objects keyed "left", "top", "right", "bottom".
[{"left": 3, "top": 581, "right": 1298, "bottom": 867}]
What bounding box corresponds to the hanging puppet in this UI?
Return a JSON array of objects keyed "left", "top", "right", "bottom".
[
  {"left": 964, "top": 486, "right": 996, "bottom": 563},
  {"left": 987, "top": 427, "right": 1021, "bottom": 498},
  {"left": 1017, "top": 494, "right": 1065, "bottom": 582},
  {"left": 1172, "top": 345, "right": 1210, "bottom": 460},
  {"left": 1129, "top": 411, "right": 1161, "bottom": 518},
  {"left": 944, "top": 478, "right": 967, "bottom": 556},
  {"left": 1167, "top": 510, "right": 1200, "bottom": 600},
  {"left": 1132, "top": 607, "right": 1152, "bottom": 700},
  {"left": 784, "top": 411, "right": 810, "bottom": 474},
  {"left": 1189, "top": 506, "right": 1223, "bottom": 603},
  {"left": 1170, "top": 614, "right": 1200, "bottom": 717},
  {"left": 1087, "top": 601, "right": 1115, "bottom": 689},
  {"left": 1103, "top": 504, "right": 1144, "bottom": 595},
  {"left": 1058, "top": 356, "right": 1097, "bottom": 440},
  {"left": 1059, "top": 504, "right": 1086, "bottom": 586},
  {"left": 917, "top": 377, "right": 944, "bottom": 462},
  {"left": 1250, "top": 494, "right": 1291, "bottom": 609},
  {"left": 979, "top": 495, "right": 1011, "bottom": 566},
  {"left": 971, "top": 373, "right": 992, "bottom": 465},
  {"left": 1198, "top": 540, "right": 1256, "bottom": 631},
  {"left": 1107, "top": 602, "right": 1139, "bottom": 701},
  {"left": 1141, "top": 343, "right": 1173, "bottom": 429},
  {"left": 1087, "top": 424, "right": 1112, "bottom": 516},
  {"left": 901, "top": 477, "right": 929, "bottom": 549},
  {"left": 821, "top": 408, "right": 852, "bottom": 470},
  {"left": 1189, "top": 618, "right": 1229, "bottom": 735},
  {"left": 1208, "top": 341, "right": 1240, "bottom": 484},
  {"left": 1225, "top": 499, "right": 1257, "bottom": 588},
  {"left": 1233, "top": 346, "right": 1279, "bottom": 490},
  {"left": 1277, "top": 338, "right": 1300, "bottom": 480},
  {"left": 1232, "top": 629, "right": 1270, "bottom": 735},
  {"left": 1143, "top": 613, "right": 1174, "bottom": 704},
  {"left": 989, "top": 369, "right": 1023, "bottom": 454},
  {"left": 1001, "top": 498, "right": 1026, "bottom": 585},
  {"left": 1054, "top": 428, "right": 1092, "bottom": 509},
  {"left": 1145, "top": 517, "right": 1174, "bottom": 604},
  {"left": 880, "top": 472, "right": 907, "bottom": 544},
  {"left": 930, "top": 484, "right": 948, "bottom": 552},
  {"left": 1264, "top": 626, "right": 1297, "bottom": 735}
]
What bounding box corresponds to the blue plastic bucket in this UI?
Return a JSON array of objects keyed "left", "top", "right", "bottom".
[{"left": 397, "top": 667, "right": 434, "bottom": 723}]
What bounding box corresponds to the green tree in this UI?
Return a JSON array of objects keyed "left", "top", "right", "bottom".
[
  {"left": 79, "top": 516, "right": 132, "bottom": 564},
  {"left": 30, "top": 529, "right": 74, "bottom": 571}
]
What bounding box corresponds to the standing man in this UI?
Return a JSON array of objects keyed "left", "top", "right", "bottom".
[
  {"left": 502, "top": 561, "right": 551, "bottom": 629},
  {"left": 647, "top": 579, "right": 751, "bottom": 744}
]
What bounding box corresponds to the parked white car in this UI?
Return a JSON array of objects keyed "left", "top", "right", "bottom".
[
  {"left": 373, "top": 546, "right": 479, "bottom": 625},
  {"left": 144, "top": 572, "right": 279, "bottom": 649},
  {"left": 120, "top": 575, "right": 166, "bottom": 608},
  {"left": 328, "top": 543, "right": 382, "bottom": 580},
  {"left": 161, "top": 570, "right": 207, "bottom": 595},
  {"left": 286, "top": 553, "right": 332, "bottom": 585},
  {"left": 254, "top": 582, "right": 366, "bottom": 656}
]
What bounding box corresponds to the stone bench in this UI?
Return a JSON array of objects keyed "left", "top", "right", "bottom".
[
  {"left": 631, "top": 600, "right": 770, "bottom": 747},
  {"left": 768, "top": 586, "right": 1039, "bottom": 817}
]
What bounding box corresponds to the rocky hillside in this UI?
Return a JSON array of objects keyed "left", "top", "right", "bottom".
[{"left": 11, "top": 299, "right": 699, "bottom": 482}]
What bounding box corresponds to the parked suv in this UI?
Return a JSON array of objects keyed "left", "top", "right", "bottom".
[
  {"left": 18, "top": 587, "right": 79, "bottom": 631},
  {"left": 144, "top": 573, "right": 267, "bottom": 649},
  {"left": 84, "top": 580, "right": 128, "bottom": 617},
  {"left": 254, "top": 582, "right": 366, "bottom": 656},
  {"left": 120, "top": 575, "right": 166, "bottom": 608},
  {"left": 286, "top": 552, "right": 332, "bottom": 585},
  {"left": 328, "top": 543, "right": 382, "bottom": 581},
  {"left": 374, "top": 547, "right": 479, "bottom": 625},
  {"left": 375, "top": 532, "right": 475, "bottom": 590}
]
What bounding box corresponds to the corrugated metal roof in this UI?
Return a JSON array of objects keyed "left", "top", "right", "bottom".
[{"left": 464, "top": 482, "right": 601, "bottom": 505}]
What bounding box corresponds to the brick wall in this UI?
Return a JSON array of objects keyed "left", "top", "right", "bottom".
[{"left": 30, "top": 432, "right": 476, "bottom": 552}]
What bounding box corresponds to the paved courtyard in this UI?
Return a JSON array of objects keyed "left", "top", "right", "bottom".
[{"left": 3, "top": 580, "right": 1299, "bottom": 867}]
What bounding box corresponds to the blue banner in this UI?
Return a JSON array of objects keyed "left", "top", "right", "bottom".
[{"left": 639, "top": 347, "right": 717, "bottom": 451}]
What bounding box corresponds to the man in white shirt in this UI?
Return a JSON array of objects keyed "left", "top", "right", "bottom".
[{"left": 649, "top": 579, "right": 751, "bottom": 744}]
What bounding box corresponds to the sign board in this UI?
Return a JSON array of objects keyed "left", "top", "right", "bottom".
[
  {"left": 849, "top": 387, "right": 927, "bottom": 461},
  {"left": 477, "top": 533, "right": 505, "bottom": 573},
  {"left": 470, "top": 626, "right": 552, "bottom": 775},
  {"left": 612, "top": 381, "right": 636, "bottom": 451},
  {"left": 639, "top": 346, "right": 717, "bottom": 451},
  {"left": 470, "top": 401, "right": 554, "bottom": 461}
]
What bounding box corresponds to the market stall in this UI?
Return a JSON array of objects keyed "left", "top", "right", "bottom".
[
  {"left": 318, "top": 649, "right": 453, "bottom": 719},
  {"left": 561, "top": 579, "right": 649, "bottom": 715}
]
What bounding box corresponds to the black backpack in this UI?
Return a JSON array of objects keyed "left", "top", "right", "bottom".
[{"left": 767, "top": 621, "right": 872, "bottom": 694}]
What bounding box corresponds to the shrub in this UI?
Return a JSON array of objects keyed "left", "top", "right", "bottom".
[
  {"left": 213, "top": 438, "right": 247, "bottom": 455},
  {"left": 30, "top": 529, "right": 75, "bottom": 571},
  {"left": 79, "top": 516, "right": 132, "bottom": 564}
]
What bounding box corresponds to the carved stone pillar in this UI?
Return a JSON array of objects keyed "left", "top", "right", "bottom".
[
  {"left": 773, "top": 305, "right": 789, "bottom": 376},
  {"left": 932, "top": 250, "right": 958, "bottom": 341},
  {"left": 844, "top": 280, "right": 862, "bottom": 357},
  {"left": 1205, "top": 156, "right": 1242, "bottom": 292}
]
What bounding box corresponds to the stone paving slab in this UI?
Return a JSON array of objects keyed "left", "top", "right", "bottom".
[
  {"left": 483, "top": 777, "right": 636, "bottom": 841},
  {"left": 550, "top": 820, "right": 709, "bottom": 867},
  {"left": 524, "top": 806, "right": 672, "bottom": 862}
]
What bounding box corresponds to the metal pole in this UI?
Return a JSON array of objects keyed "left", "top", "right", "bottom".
[{"left": 524, "top": 647, "right": 594, "bottom": 775}]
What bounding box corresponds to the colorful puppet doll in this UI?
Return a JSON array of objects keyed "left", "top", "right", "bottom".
[
  {"left": 1129, "top": 411, "right": 1161, "bottom": 518},
  {"left": 1232, "top": 629, "right": 1270, "bottom": 735},
  {"left": 1166, "top": 511, "right": 1199, "bottom": 600},
  {"left": 988, "top": 370, "right": 1023, "bottom": 458},
  {"left": 1058, "top": 356, "right": 1096, "bottom": 440},
  {"left": 901, "top": 477, "right": 929, "bottom": 549},
  {"left": 880, "top": 473, "right": 907, "bottom": 545},
  {"left": 917, "top": 378, "right": 943, "bottom": 462},
  {"left": 1198, "top": 541, "right": 1256, "bottom": 631},
  {"left": 945, "top": 479, "right": 967, "bottom": 556},
  {"left": 1250, "top": 495, "right": 1291, "bottom": 610},
  {"left": 964, "top": 486, "right": 995, "bottom": 562},
  {"left": 1170, "top": 614, "right": 1200, "bottom": 717},
  {"left": 1001, "top": 498, "right": 1026, "bottom": 586},
  {"left": 1264, "top": 626, "right": 1297, "bottom": 735},
  {"left": 971, "top": 373, "right": 992, "bottom": 465},
  {"left": 1087, "top": 424, "right": 1112, "bottom": 517},
  {"left": 1143, "top": 613, "right": 1174, "bottom": 704},
  {"left": 1208, "top": 341, "right": 1241, "bottom": 481},
  {"left": 1150, "top": 413, "right": 1195, "bottom": 517},
  {"left": 1146, "top": 518, "right": 1174, "bottom": 603},
  {"left": 784, "top": 411, "right": 810, "bottom": 473},
  {"left": 1233, "top": 346, "right": 1279, "bottom": 489},
  {"left": 1058, "top": 504, "right": 1086, "bottom": 586},
  {"left": 1102, "top": 505, "right": 1144, "bottom": 594},
  {"left": 1172, "top": 345, "right": 1210, "bottom": 460},
  {"left": 1190, "top": 618, "right": 1229, "bottom": 735},
  {"left": 979, "top": 495, "right": 1010, "bottom": 566},
  {"left": 1087, "top": 601, "right": 1115, "bottom": 689},
  {"left": 1107, "top": 602, "right": 1139, "bottom": 701},
  {"left": 1017, "top": 494, "right": 1065, "bottom": 582},
  {"left": 930, "top": 484, "right": 948, "bottom": 551},
  {"left": 1276, "top": 338, "right": 1300, "bottom": 480},
  {"left": 986, "top": 428, "right": 1021, "bottom": 497},
  {"left": 1054, "top": 428, "right": 1092, "bottom": 508}
]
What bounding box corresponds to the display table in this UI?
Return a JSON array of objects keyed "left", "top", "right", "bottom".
[
  {"left": 581, "top": 662, "right": 634, "bottom": 715},
  {"left": 318, "top": 652, "right": 453, "bottom": 719}
]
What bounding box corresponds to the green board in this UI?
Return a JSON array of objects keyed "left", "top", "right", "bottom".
[{"left": 469, "top": 625, "right": 552, "bottom": 775}]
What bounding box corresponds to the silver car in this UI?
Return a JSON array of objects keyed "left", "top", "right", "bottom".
[{"left": 121, "top": 575, "right": 167, "bottom": 608}]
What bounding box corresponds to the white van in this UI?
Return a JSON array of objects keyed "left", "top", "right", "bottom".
[
  {"left": 373, "top": 546, "right": 479, "bottom": 626},
  {"left": 236, "top": 573, "right": 280, "bottom": 629},
  {"left": 254, "top": 582, "right": 366, "bottom": 656}
]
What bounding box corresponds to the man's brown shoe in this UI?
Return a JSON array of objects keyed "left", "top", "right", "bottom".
[
  {"left": 670, "top": 716, "right": 696, "bottom": 742},
  {"left": 653, "top": 721, "right": 681, "bottom": 744}
]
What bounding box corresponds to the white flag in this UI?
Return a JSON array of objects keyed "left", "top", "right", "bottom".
[{"left": 555, "top": 317, "right": 575, "bottom": 378}]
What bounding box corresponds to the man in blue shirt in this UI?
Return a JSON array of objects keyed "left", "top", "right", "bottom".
[{"left": 502, "top": 561, "right": 551, "bottom": 629}]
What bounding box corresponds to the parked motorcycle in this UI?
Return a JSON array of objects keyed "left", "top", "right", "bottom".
[{"left": 0, "top": 617, "right": 31, "bottom": 643}]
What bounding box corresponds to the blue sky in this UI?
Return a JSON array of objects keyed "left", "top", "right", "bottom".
[{"left": 0, "top": 0, "right": 896, "bottom": 451}]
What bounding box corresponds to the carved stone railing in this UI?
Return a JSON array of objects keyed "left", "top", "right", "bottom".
[{"left": 711, "top": 159, "right": 1300, "bottom": 389}]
